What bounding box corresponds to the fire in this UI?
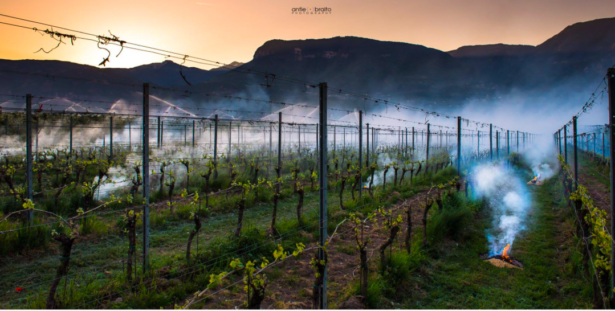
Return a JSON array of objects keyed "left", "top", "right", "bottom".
[
  {"left": 502, "top": 244, "right": 510, "bottom": 258},
  {"left": 501, "top": 244, "right": 512, "bottom": 263}
]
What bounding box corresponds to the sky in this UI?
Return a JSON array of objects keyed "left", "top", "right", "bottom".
[{"left": 0, "top": 0, "right": 615, "bottom": 69}]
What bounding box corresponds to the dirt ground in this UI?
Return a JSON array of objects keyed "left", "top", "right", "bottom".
[{"left": 196, "top": 190, "right": 434, "bottom": 309}]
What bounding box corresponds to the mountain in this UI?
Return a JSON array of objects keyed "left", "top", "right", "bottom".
[
  {"left": 190, "top": 36, "right": 478, "bottom": 108},
  {"left": 119, "top": 60, "right": 227, "bottom": 86},
  {"left": 536, "top": 17, "right": 615, "bottom": 53},
  {"left": 445, "top": 17, "right": 615, "bottom": 93},
  {"left": 210, "top": 61, "right": 244, "bottom": 71},
  {"left": 0, "top": 59, "right": 233, "bottom": 99},
  {"left": 448, "top": 17, "right": 615, "bottom": 57},
  {"left": 2, "top": 17, "right": 615, "bottom": 114},
  {"left": 448, "top": 44, "right": 535, "bottom": 58},
  {"left": 0, "top": 59, "right": 140, "bottom": 100}
]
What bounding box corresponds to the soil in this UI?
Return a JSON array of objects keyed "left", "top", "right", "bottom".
[
  {"left": 577, "top": 161, "right": 612, "bottom": 233},
  {"left": 485, "top": 258, "right": 523, "bottom": 269},
  {"left": 484, "top": 258, "right": 521, "bottom": 269},
  {"left": 196, "top": 187, "right": 438, "bottom": 309}
]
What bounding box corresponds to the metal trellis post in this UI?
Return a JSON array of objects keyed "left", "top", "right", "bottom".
[
  {"left": 26, "top": 94, "right": 33, "bottom": 225},
  {"left": 426, "top": 123, "right": 431, "bottom": 174},
  {"left": 278, "top": 113, "right": 282, "bottom": 189},
  {"left": 412, "top": 127, "right": 415, "bottom": 154},
  {"left": 157, "top": 116, "right": 161, "bottom": 148},
  {"left": 496, "top": 131, "right": 499, "bottom": 159},
  {"left": 318, "top": 82, "right": 328, "bottom": 309},
  {"left": 142, "top": 83, "right": 150, "bottom": 273},
  {"left": 109, "top": 116, "right": 113, "bottom": 160},
  {"left": 606, "top": 68, "right": 615, "bottom": 298},
  {"left": 573, "top": 116, "right": 578, "bottom": 190},
  {"left": 457, "top": 117, "right": 461, "bottom": 175},
  {"left": 366, "top": 123, "right": 370, "bottom": 166},
  {"left": 69, "top": 115, "right": 73, "bottom": 159},
  {"left": 564, "top": 126, "right": 568, "bottom": 164},
  {"left": 359, "top": 111, "right": 363, "bottom": 199},
  {"left": 213, "top": 115, "right": 218, "bottom": 178},
  {"left": 490, "top": 124, "right": 493, "bottom": 161}
]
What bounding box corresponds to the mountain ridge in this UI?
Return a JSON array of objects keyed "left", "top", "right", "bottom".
[{"left": 1, "top": 17, "right": 615, "bottom": 112}]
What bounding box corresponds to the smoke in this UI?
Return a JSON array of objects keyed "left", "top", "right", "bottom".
[
  {"left": 471, "top": 162, "right": 530, "bottom": 256},
  {"left": 469, "top": 132, "right": 559, "bottom": 256},
  {"left": 523, "top": 135, "right": 560, "bottom": 180}
]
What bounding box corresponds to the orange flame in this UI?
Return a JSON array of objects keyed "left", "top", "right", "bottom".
[{"left": 502, "top": 244, "right": 511, "bottom": 261}]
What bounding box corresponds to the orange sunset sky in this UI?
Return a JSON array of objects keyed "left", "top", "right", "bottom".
[{"left": 1, "top": 0, "right": 615, "bottom": 69}]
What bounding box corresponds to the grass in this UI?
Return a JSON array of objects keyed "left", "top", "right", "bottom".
[
  {"left": 381, "top": 169, "right": 592, "bottom": 308},
  {"left": 0, "top": 160, "right": 457, "bottom": 308},
  {"left": 564, "top": 148, "right": 610, "bottom": 188},
  {"left": 339, "top": 162, "right": 592, "bottom": 309}
]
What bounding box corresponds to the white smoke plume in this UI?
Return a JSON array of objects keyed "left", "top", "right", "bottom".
[{"left": 471, "top": 162, "right": 531, "bottom": 256}]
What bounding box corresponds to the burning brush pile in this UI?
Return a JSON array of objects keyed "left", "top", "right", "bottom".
[
  {"left": 481, "top": 244, "right": 523, "bottom": 269},
  {"left": 471, "top": 163, "right": 530, "bottom": 270}
]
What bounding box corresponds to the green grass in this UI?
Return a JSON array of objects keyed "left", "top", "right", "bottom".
[
  {"left": 0, "top": 159, "right": 456, "bottom": 309},
  {"left": 381, "top": 171, "right": 593, "bottom": 309},
  {"left": 562, "top": 148, "right": 610, "bottom": 188}
]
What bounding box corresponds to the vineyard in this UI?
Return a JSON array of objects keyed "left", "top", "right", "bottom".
[
  {"left": 0, "top": 80, "right": 544, "bottom": 308},
  {"left": 0, "top": 13, "right": 613, "bottom": 310}
]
